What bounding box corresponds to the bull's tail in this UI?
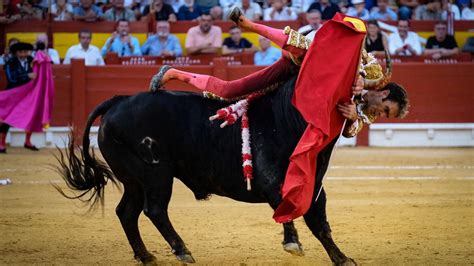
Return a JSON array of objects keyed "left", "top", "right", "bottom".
[{"left": 54, "top": 96, "right": 128, "bottom": 209}]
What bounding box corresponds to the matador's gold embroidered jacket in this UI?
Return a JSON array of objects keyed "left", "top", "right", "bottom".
[
  {"left": 283, "top": 27, "right": 377, "bottom": 139},
  {"left": 341, "top": 93, "right": 377, "bottom": 138}
]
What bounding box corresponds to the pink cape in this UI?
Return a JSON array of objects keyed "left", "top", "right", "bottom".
[{"left": 0, "top": 51, "right": 55, "bottom": 132}]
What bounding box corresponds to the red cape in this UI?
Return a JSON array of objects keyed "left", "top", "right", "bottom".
[
  {"left": 273, "top": 14, "right": 366, "bottom": 223},
  {"left": 0, "top": 51, "right": 55, "bottom": 132}
]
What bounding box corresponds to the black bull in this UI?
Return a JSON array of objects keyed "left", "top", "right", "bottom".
[{"left": 56, "top": 75, "right": 356, "bottom": 265}]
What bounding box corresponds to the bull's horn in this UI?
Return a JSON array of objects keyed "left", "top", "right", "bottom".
[
  {"left": 380, "top": 49, "right": 392, "bottom": 88},
  {"left": 375, "top": 49, "right": 392, "bottom": 90},
  {"left": 384, "top": 48, "right": 392, "bottom": 78}
]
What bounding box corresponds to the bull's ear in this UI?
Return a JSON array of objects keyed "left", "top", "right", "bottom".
[{"left": 377, "top": 49, "right": 393, "bottom": 90}]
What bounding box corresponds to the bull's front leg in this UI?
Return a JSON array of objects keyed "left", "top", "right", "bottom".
[
  {"left": 303, "top": 188, "right": 356, "bottom": 266},
  {"left": 264, "top": 189, "right": 304, "bottom": 256},
  {"left": 282, "top": 221, "right": 304, "bottom": 256}
]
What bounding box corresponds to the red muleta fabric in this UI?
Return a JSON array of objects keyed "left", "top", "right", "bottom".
[{"left": 273, "top": 13, "right": 366, "bottom": 223}]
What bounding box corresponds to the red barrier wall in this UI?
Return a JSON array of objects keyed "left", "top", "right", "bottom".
[
  {"left": 381, "top": 63, "right": 474, "bottom": 123},
  {"left": 51, "top": 65, "right": 72, "bottom": 126}
]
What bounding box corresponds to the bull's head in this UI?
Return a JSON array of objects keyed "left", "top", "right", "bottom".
[{"left": 360, "top": 49, "right": 392, "bottom": 90}]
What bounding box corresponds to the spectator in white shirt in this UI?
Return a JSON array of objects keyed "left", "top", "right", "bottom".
[
  {"left": 220, "top": 0, "right": 239, "bottom": 10},
  {"left": 63, "top": 30, "right": 105, "bottom": 66},
  {"left": 461, "top": 0, "right": 474, "bottom": 19},
  {"left": 441, "top": 0, "right": 461, "bottom": 20},
  {"left": 34, "top": 34, "right": 61, "bottom": 64},
  {"left": 263, "top": 0, "right": 297, "bottom": 20},
  {"left": 346, "top": 0, "right": 370, "bottom": 20},
  {"left": 50, "top": 0, "right": 74, "bottom": 21},
  {"left": 220, "top": 0, "right": 239, "bottom": 18},
  {"left": 388, "top": 19, "right": 422, "bottom": 56},
  {"left": 291, "top": 0, "right": 315, "bottom": 14}
]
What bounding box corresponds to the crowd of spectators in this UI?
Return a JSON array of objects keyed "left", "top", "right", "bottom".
[
  {"left": 363, "top": 18, "right": 468, "bottom": 56},
  {"left": 1, "top": 0, "right": 473, "bottom": 22}
]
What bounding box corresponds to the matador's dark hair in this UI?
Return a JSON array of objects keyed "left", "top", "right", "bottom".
[{"left": 381, "top": 82, "right": 410, "bottom": 118}]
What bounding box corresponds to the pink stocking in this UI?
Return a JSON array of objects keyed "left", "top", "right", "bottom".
[
  {"left": 25, "top": 132, "right": 32, "bottom": 146},
  {"left": 0, "top": 133, "right": 5, "bottom": 148},
  {"left": 243, "top": 21, "right": 307, "bottom": 58},
  {"left": 165, "top": 57, "right": 293, "bottom": 99}
]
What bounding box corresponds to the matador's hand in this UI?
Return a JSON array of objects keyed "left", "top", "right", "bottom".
[
  {"left": 28, "top": 72, "right": 37, "bottom": 80},
  {"left": 352, "top": 75, "right": 364, "bottom": 96},
  {"left": 337, "top": 100, "right": 358, "bottom": 121}
]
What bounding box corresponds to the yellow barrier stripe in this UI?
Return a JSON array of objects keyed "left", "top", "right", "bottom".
[
  {"left": 53, "top": 33, "right": 148, "bottom": 58},
  {"left": 6, "top": 32, "right": 45, "bottom": 46}
]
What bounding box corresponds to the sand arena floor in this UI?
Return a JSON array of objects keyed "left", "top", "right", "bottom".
[{"left": 0, "top": 147, "right": 472, "bottom": 265}]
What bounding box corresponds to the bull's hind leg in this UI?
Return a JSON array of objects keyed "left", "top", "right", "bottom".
[
  {"left": 116, "top": 186, "right": 157, "bottom": 264},
  {"left": 304, "top": 188, "right": 356, "bottom": 266},
  {"left": 142, "top": 165, "right": 195, "bottom": 264},
  {"left": 99, "top": 136, "right": 157, "bottom": 264}
]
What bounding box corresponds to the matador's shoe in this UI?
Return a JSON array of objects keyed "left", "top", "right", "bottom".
[
  {"left": 228, "top": 6, "right": 252, "bottom": 29},
  {"left": 228, "top": 6, "right": 243, "bottom": 25},
  {"left": 24, "top": 144, "right": 39, "bottom": 151},
  {"left": 149, "top": 65, "right": 172, "bottom": 92}
]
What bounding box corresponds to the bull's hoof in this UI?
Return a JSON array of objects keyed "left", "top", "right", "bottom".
[
  {"left": 176, "top": 253, "right": 196, "bottom": 263},
  {"left": 136, "top": 253, "right": 158, "bottom": 265},
  {"left": 283, "top": 242, "right": 305, "bottom": 256},
  {"left": 149, "top": 65, "right": 172, "bottom": 92},
  {"left": 143, "top": 257, "right": 159, "bottom": 266},
  {"left": 335, "top": 257, "right": 357, "bottom": 266}
]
